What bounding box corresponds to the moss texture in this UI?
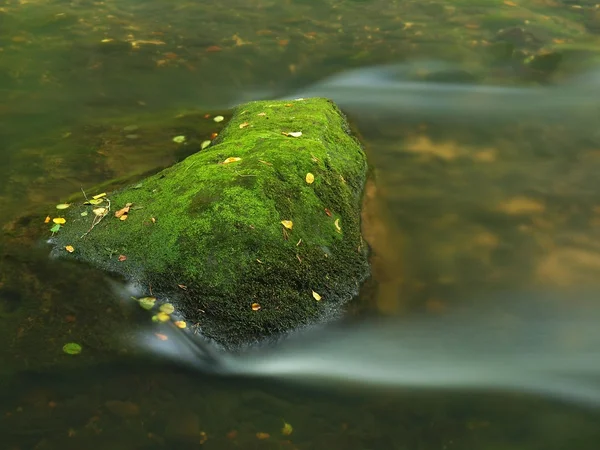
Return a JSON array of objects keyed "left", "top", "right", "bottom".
[{"left": 50, "top": 98, "right": 369, "bottom": 348}]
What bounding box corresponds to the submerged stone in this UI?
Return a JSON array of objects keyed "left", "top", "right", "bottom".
[{"left": 50, "top": 98, "right": 370, "bottom": 348}]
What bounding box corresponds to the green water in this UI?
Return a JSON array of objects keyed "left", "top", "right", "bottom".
[{"left": 2, "top": 0, "right": 600, "bottom": 448}]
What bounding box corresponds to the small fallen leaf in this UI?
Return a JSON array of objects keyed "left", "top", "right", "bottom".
[
  {"left": 56, "top": 203, "right": 71, "bottom": 210},
  {"left": 199, "top": 431, "right": 208, "bottom": 445},
  {"left": 222, "top": 157, "right": 241, "bottom": 164},
  {"left": 201, "top": 140, "right": 211, "bottom": 150},
  {"left": 119, "top": 215, "right": 128, "bottom": 221},
  {"left": 283, "top": 131, "right": 302, "bottom": 137},
  {"left": 177, "top": 284, "right": 187, "bottom": 290},
  {"left": 80, "top": 211, "right": 88, "bottom": 217},
  {"left": 138, "top": 297, "right": 156, "bottom": 310},
  {"left": 172, "top": 135, "right": 186, "bottom": 144},
  {"left": 87, "top": 198, "right": 104, "bottom": 205},
  {"left": 114, "top": 203, "right": 132, "bottom": 218},
  {"left": 151, "top": 217, "right": 156, "bottom": 224},
  {"left": 281, "top": 422, "right": 293, "bottom": 436},
  {"left": 155, "top": 312, "right": 170, "bottom": 322},
  {"left": 503, "top": 0, "right": 517, "bottom": 5},
  {"left": 155, "top": 333, "right": 168, "bottom": 341},
  {"left": 280, "top": 220, "right": 293, "bottom": 230},
  {"left": 210, "top": 132, "right": 219, "bottom": 139},
  {"left": 44, "top": 215, "right": 51, "bottom": 223},
  {"left": 174, "top": 320, "right": 187, "bottom": 329},
  {"left": 312, "top": 290, "right": 322, "bottom": 301},
  {"left": 259, "top": 160, "right": 272, "bottom": 166},
  {"left": 53, "top": 217, "right": 66, "bottom": 224},
  {"left": 93, "top": 207, "right": 107, "bottom": 216},
  {"left": 305, "top": 173, "right": 314, "bottom": 184},
  {"left": 251, "top": 302, "right": 261, "bottom": 311},
  {"left": 50, "top": 224, "right": 61, "bottom": 233},
  {"left": 334, "top": 218, "right": 341, "bottom": 232},
  {"left": 256, "top": 432, "right": 270, "bottom": 440},
  {"left": 239, "top": 122, "right": 250, "bottom": 129},
  {"left": 118, "top": 254, "right": 127, "bottom": 262},
  {"left": 257, "top": 112, "right": 267, "bottom": 116},
  {"left": 92, "top": 192, "right": 106, "bottom": 200},
  {"left": 324, "top": 208, "right": 332, "bottom": 217},
  {"left": 62, "top": 342, "right": 82, "bottom": 355},
  {"left": 213, "top": 115, "right": 224, "bottom": 123},
  {"left": 65, "top": 245, "right": 74, "bottom": 253},
  {"left": 159, "top": 303, "right": 175, "bottom": 314}
]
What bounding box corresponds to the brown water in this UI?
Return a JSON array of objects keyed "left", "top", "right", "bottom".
[{"left": 2, "top": 0, "right": 600, "bottom": 448}]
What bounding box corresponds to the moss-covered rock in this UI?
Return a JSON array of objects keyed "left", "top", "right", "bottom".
[{"left": 49, "top": 98, "right": 369, "bottom": 348}]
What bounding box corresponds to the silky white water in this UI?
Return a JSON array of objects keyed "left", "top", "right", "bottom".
[{"left": 138, "top": 289, "right": 600, "bottom": 408}]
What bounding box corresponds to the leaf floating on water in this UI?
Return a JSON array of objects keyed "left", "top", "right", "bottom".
[
  {"left": 281, "top": 422, "right": 293, "bottom": 436},
  {"left": 305, "top": 173, "right": 314, "bottom": 184},
  {"left": 93, "top": 207, "right": 107, "bottom": 216},
  {"left": 44, "top": 215, "right": 51, "bottom": 223},
  {"left": 154, "top": 333, "right": 168, "bottom": 341},
  {"left": 222, "top": 157, "right": 241, "bottom": 164},
  {"left": 53, "top": 217, "right": 66, "bottom": 224},
  {"left": 280, "top": 220, "right": 293, "bottom": 230},
  {"left": 118, "top": 254, "right": 127, "bottom": 262},
  {"left": 138, "top": 297, "right": 156, "bottom": 310},
  {"left": 174, "top": 320, "right": 187, "bottom": 329},
  {"left": 56, "top": 203, "right": 71, "bottom": 210},
  {"left": 239, "top": 122, "right": 250, "bottom": 129},
  {"left": 65, "top": 245, "right": 74, "bottom": 253},
  {"left": 50, "top": 224, "right": 61, "bottom": 233},
  {"left": 92, "top": 193, "right": 106, "bottom": 200},
  {"left": 251, "top": 302, "right": 261, "bottom": 311},
  {"left": 213, "top": 115, "right": 224, "bottom": 123},
  {"left": 256, "top": 432, "right": 270, "bottom": 440},
  {"left": 62, "top": 342, "right": 82, "bottom": 355},
  {"left": 312, "top": 290, "right": 322, "bottom": 301},
  {"left": 172, "top": 135, "right": 186, "bottom": 144},
  {"left": 87, "top": 198, "right": 104, "bottom": 205},
  {"left": 201, "top": 140, "right": 211, "bottom": 150},
  {"left": 334, "top": 218, "right": 341, "bottom": 232},
  {"left": 159, "top": 303, "right": 175, "bottom": 314}
]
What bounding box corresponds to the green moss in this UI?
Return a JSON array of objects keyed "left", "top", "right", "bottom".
[{"left": 50, "top": 98, "right": 370, "bottom": 348}]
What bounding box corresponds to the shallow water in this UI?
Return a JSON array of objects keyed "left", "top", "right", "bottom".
[{"left": 2, "top": 0, "right": 600, "bottom": 448}]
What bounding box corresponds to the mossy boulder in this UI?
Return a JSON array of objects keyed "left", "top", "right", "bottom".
[{"left": 49, "top": 98, "right": 369, "bottom": 348}]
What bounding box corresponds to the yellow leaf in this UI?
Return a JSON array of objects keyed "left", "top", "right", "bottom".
[
  {"left": 174, "top": 320, "right": 187, "bottom": 329},
  {"left": 503, "top": 0, "right": 517, "bottom": 5},
  {"left": 44, "top": 216, "right": 51, "bottom": 223},
  {"left": 305, "top": 173, "right": 314, "bottom": 184},
  {"left": 283, "top": 131, "right": 302, "bottom": 137},
  {"left": 222, "top": 157, "right": 241, "bottom": 164},
  {"left": 53, "top": 217, "right": 66, "bottom": 224},
  {"left": 119, "top": 215, "right": 128, "bottom": 221},
  {"left": 213, "top": 115, "right": 224, "bottom": 123},
  {"left": 155, "top": 312, "right": 170, "bottom": 322},
  {"left": 251, "top": 302, "right": 261, "bottom": 311},
  {"left": 280, "top": 220, "right": 293, "bottom": 230},
  {"left": 256, "top": 432, "right": 270, "bottom": 440},
  {"left": 56, "top": 203, "right": 71, "bottom": 210},
  {"left": 257, "top": 112, "right": 267, "bottom": 116},
  {"left": 65, "top": 245, "right": 74, "bottom": 253},
  {"left": 92, "top": 207, "right": 107, "bottom": 216},
  {"left": 334, "top": 218, "right": 341, "bottom": 232},
  {"left": 159, "top": 303, "right": 175, "bottom": 314},
  {"left": 87, "top": 198, "right": 104, "bottom": 205},
  {"left": 312, "top": 290, "right": 322, "bottom": 301},
  {"left": 239, "top": 122, "right": 250, "bottom": 129},
  {"left": 281, "top": 422, "right": 293, "bottom": 436},
  {"left": 92, "top": 192, "right": 106, "bottom": 200}
]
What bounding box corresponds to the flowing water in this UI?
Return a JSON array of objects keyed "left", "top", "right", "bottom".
[{"left": 2, "top": 0, "right": 600, "bottom": 448}]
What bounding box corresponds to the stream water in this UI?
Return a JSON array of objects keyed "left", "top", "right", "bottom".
[{"left": 2, "top": 0, "right": 600, "bottom": 449}]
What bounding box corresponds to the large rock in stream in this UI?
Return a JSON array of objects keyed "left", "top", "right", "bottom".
[{"left": 50, "top": 98, "right": 370, "bottom": 348}]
